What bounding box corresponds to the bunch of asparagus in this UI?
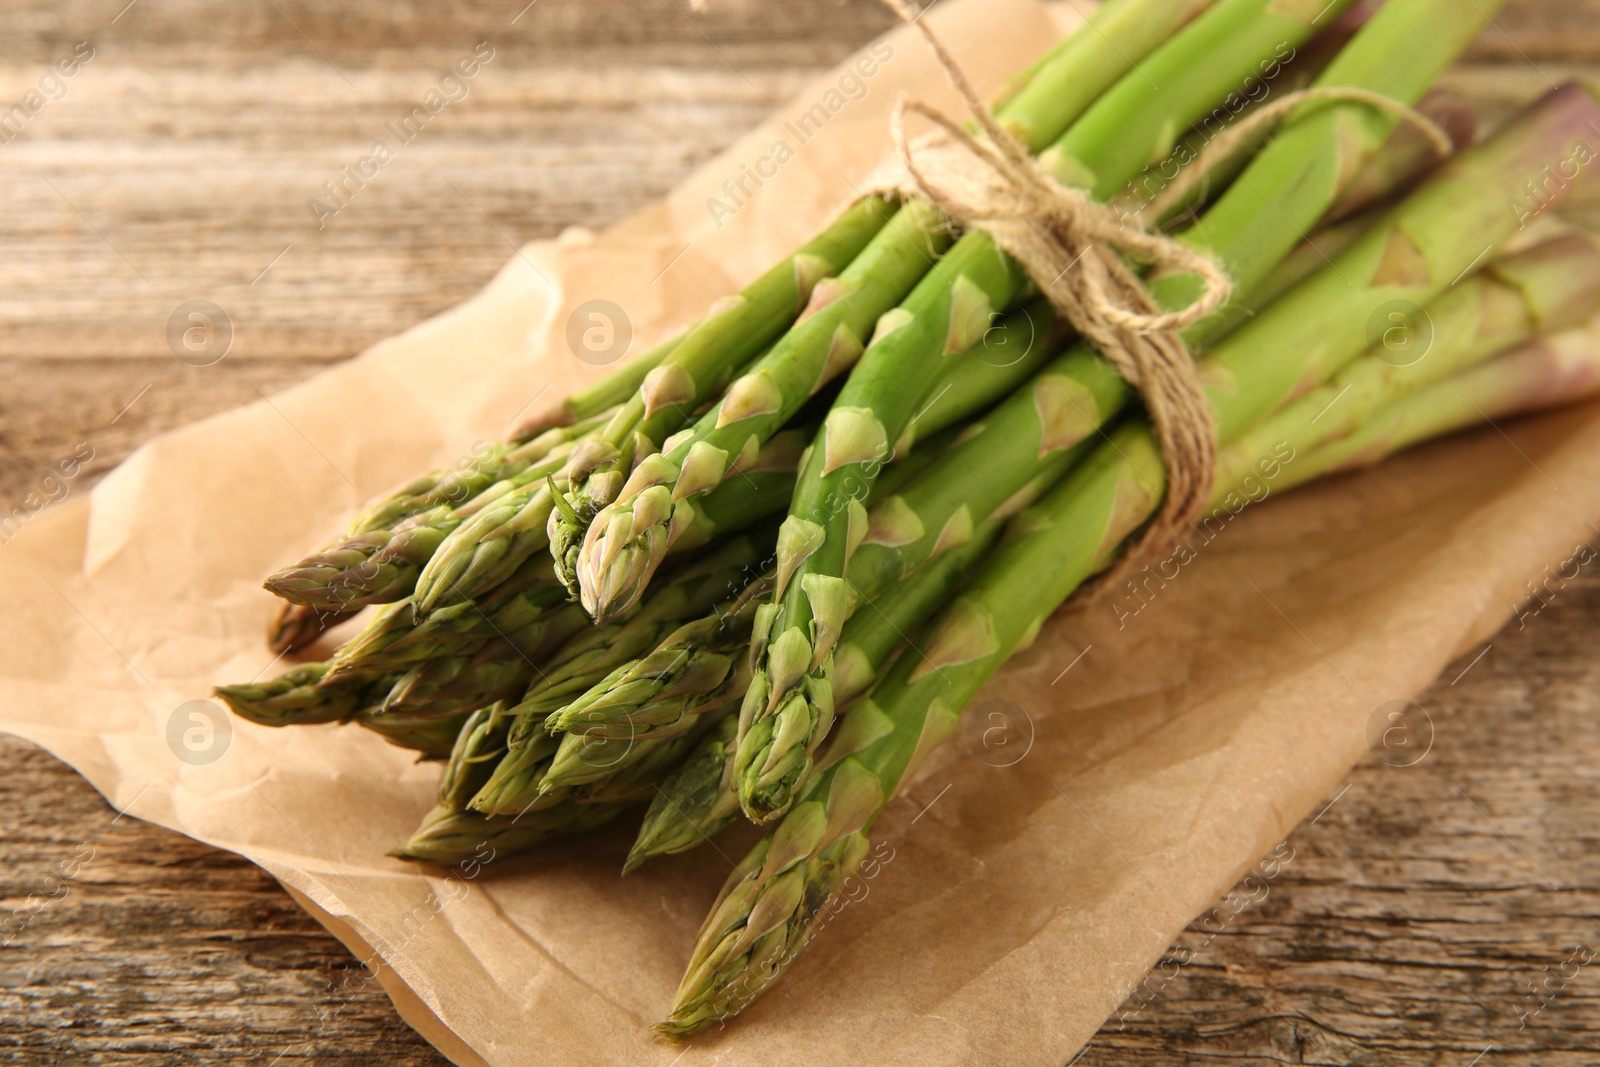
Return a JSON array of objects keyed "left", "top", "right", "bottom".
[{"left": 218, "top": 0, "right": 1600, "bottom": 1035}]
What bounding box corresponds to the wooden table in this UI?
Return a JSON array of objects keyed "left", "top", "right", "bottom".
[{"left": 4, "top": 1, "right": 1600, "bottom": 1062}]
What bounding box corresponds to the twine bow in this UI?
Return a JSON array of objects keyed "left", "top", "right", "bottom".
[{"left": 876, "top": 0, "right": 1453, "bottom": 584}]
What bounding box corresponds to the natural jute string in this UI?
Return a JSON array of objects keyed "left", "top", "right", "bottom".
[
  {"left": 1136, "top": 86, "right": 1456, "bottom": 223},
  {"left": 876, "top": 0, "right": 1453, "bottom": 585}
]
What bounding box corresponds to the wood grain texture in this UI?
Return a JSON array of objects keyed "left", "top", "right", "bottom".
[{"left": 2, "top": 0, "right": 1599, "bottom": 1063}]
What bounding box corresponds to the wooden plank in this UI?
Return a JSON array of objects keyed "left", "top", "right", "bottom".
[{"left": 4, "top": 1, "right": 1600, "bottom": 1063}]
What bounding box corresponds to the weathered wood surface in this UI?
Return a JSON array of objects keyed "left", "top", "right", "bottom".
[{"left": 3, "top": 1, "right": 1600, "bottom": 1063}]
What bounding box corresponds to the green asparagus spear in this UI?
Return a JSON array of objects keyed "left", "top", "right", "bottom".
[
  {"left": 355, "top": 705, "right": 470, "bottom": 759},
  {"left": 322, "top": 557, "right": 575, "bottom": 683},
  {"left": 377, "top": 636, "right": 541, "bottom": 722},
  {"left": 535, "top": 682, "right": 747, "bottom": 798},
  {"left": 1323, "top": 89, "right": 1476, "bottom": 222},
  {"left": 580, "top": 716, "right": 737, "bottom": 807},
  {"left": 1117, "top": 7, "right": 1372, "bottom": 228},
  {"left": 436, "top": 705, "right": 512, "bottom": 810},
  {"left": 1163, "top": 0, "right": 1511, "bottom": 329},
  {"left": 1037, "top": 0, "right": 1359, "bottom": 198},
  {"left": 392, "top": 799, "right": 622, "bottom": 865},
  {"left": 215, "top": 662, "right": 368, "bottom": 728},
  {"left": 623, "top": 714, "right": 741, "bottom": 873},
  {"left": 267, "top": 602, "right": 357, "bottom": 655}
]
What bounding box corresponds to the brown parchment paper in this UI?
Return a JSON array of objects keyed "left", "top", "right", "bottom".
[{"left": 7, "top": 1, "right": 1600, "bottom": 1063}]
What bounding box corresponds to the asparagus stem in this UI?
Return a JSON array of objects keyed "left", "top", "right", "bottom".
[
  {"left": 323, "top": 556, "right": 574, "bottom": 682},
  {"left": 378, "top": 640, "right": 540, "bottom": 722},
  {"left": 624, "top": 713, "right": 741, "bottom": 873},
  {"left": 991, "top": 0, "right": 1218, "bottom": 149},
  {"left": 267, "top": 602, "right": 357, "bottom": 655},
  {"left": 895, "top": 298, "right": 1061, "bottom": 451},
  {"left": 354, "top": 705, "right": 473, "bottom": 759},
  {"left": 538, "top": 683, "right": 747, "bottom": 796},
  {"left": 1279, "top": 320, "right": 1600, "bottom": 492},
  {"left": 1201, "top": 205, "right": 1384, "bottom": 339},
  {"left": 563, "top": 298, "right": 1065, "bottom": 567},
  {"left": 1120, "top": 6, "right": 1372, "bottom": 228},
  {"left": 1323, "top": 89, "right": 1477, "bottom": 223},
  {"left": 392, "top": 798, "right": 623, "bottom": 865},
  {"left": 214, "top": 662, "right": 368, "bottom": 728},
  {"left": 1214, "top": 230, "right": 1600, "bottom": 495},
  {"left": 543, "top": 594, "right": 765, "bottom": 743},
  {"left": 661, "top": 82, "right": 1600, "bottom": 1036},
  {"left": 832, "top": 519, "right": 1006, "bottom": 706},
  {"left": 1037, "top": 0, "right": 1359, "bottom": 199}
]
